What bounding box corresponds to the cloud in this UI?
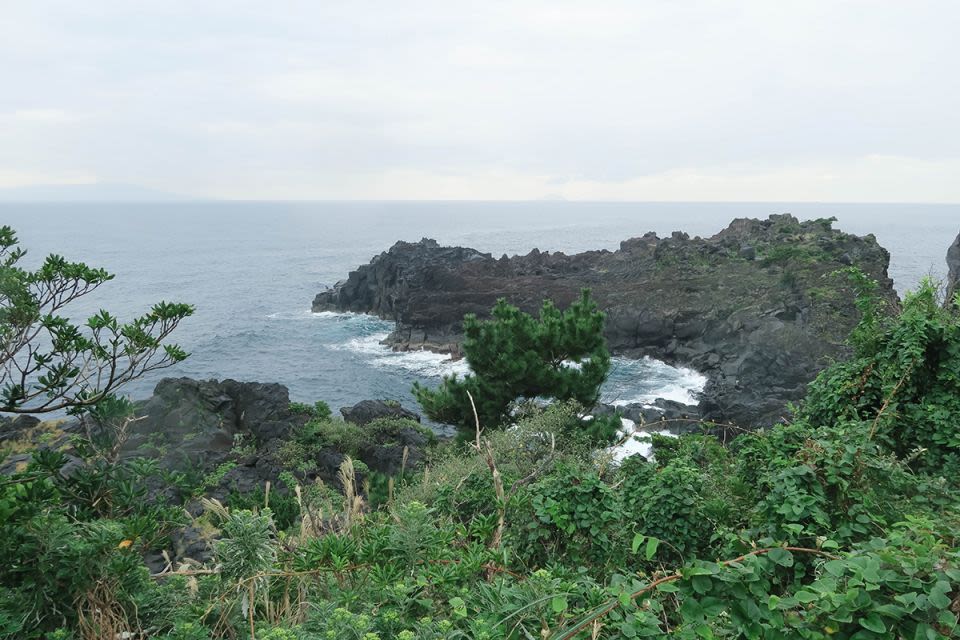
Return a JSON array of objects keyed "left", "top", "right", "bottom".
[
  {"left": 559, "top": 155, "right": 960, "bottom": 203},
  {"left": 0, "top": 1, "right": 958, "bottom": 200}
]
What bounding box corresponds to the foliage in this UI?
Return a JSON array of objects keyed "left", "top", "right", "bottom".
[
  {"left": 215, "top": 509, "right": 277, "bottom": 581},
  {"left": 0, "top": 443, "right": 186, "bottom": 637},
  {"left": 0, "top": 226, "right": 193, "bottom": 414},
  {"left": 2, "top": 271, "right": 960, "bottom": 639},
  {"left": 802, "top": 273, "right": 960, "bottom": 476},
  {"left": 522, "top": 462, "right": 625, "bottom": 569},
  {"left": 288, "top": 400, "right": 332, "bottom": 421},
  {"left": 413, "top": 289, "right": 610, "bottom": 430}
]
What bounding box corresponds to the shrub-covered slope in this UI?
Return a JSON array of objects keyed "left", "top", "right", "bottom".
[{"left": 2, "top": 277, "right": 958, "bottom": 639}]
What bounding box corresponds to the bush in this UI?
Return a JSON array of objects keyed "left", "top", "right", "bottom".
[
  {"left": 289, "top": 400, "right": 332, "bottom": 420},
  {"left": 802, "top": 273, "right": 960, "bottom": 476},
  {"left": 521, "top": 462, "right": 625, "bottom": 569}
]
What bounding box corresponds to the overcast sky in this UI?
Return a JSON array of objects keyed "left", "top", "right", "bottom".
[{"left": 1, "top": 1, "right": 958, "bottom": 201}]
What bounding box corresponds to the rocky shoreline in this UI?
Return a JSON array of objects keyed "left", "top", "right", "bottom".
[
  {"left": 313, "top": 215, "right": 909, "bottom": 426},
  {"left": 0, "top": 378, "right": 434, "bottom": 571}
]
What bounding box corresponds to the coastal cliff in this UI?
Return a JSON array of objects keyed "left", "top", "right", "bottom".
[{"left": 314, "top": 215, "right": 898, "bottom": 426}]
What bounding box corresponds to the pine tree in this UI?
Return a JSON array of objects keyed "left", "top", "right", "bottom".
[{"left": 413, "top": 289, "right": 610, "bottom": 429}]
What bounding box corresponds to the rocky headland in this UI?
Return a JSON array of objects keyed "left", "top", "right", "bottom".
[{"left": 313, "top": 215, "right": 901, "bottom": 426}]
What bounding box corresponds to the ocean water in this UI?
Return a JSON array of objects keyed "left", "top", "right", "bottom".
[{"left": 2, "top": 202, "right": 956, "bottom": 416}]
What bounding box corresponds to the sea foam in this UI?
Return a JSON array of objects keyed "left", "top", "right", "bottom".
[{"left": 312, "top": 310, "right": 705, "bottom": 404}]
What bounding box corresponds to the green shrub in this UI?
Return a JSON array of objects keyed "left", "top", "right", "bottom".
[
  {"left": 803, "top": 274, "right": 960, "bottom": 477},
  {"left": 521, "top": 462, "right": 625, "bottom": 569},
  {"left": 289, "top": 400, "right": 332, "bottom": 421},
  {"left": 215, "top": 509, "right": 277, "bottom": 581}
]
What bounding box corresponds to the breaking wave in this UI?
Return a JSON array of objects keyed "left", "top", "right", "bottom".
[{"left": 307, "top": 311, "right": 707, "bottom": 406}]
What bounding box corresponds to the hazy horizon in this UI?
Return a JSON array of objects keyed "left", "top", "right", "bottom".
[{"left": 3, "top": 184, "right": 960, "bottom": 205}]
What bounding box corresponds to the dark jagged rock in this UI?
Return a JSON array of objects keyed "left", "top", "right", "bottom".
[
  {"left": 947, "top": 232, "right": 960, "bottom": 304},
  {"left": 313, "top": 215, "right": 898, "bottom": 426},
  {"left": 360, "top": 424, "right": 431, "bottom": 475},
  {"left": 120, "top": 377, "right": 306, "bottom": 472},
  {"left": 610, "top": 399, "right": 702, "bottom": 433},
  {"left": 2, "top": 379, "right": 435, "bottom": 501},
  {"left": 0, "top": 415, "right": 40, "bottom": 441},
  {"left": 340, "top": 399, "right": 421, "bottom": 425}
]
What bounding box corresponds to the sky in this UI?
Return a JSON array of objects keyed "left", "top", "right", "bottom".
[{"left": 1, "top": 1, "right": 958, "bottom": 201}]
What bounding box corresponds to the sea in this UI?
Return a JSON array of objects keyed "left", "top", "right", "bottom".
[{"left": 2, "top": 202, "right": 957, "bottom": 417}]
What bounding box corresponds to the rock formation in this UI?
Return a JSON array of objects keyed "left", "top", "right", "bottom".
[
  {"left": 314, "top": 215, "right": 898, "bottom": 426},
  {"left": 947, "top": 231, "right": 960, "bottom": 304}
]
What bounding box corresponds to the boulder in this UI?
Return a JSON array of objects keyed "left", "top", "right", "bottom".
[
  {"left": 0, "top": 415, "right": 40, "bottom": 442},
  {"left": 618, "top": 399, "right": 702, "bottom": 433},
  {"left": 359, "top": 420, "right": 431, "bottom": 475},
  {"left": 340, "top": 399, "right": 421, "bottom": 426},
  {"left": 120, "top": 377, "right": 307, "bottom": 472}
]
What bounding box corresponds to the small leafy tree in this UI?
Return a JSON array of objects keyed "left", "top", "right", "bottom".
[
  {"left": 0, "top": 226, "right": 193, "bottom": 414},
  {"left": 413, "top": 289, "right": 610, "bottom": 429}
]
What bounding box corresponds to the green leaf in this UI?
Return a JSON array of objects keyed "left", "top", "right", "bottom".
[
  {"left": 859, "top": 613, "right": 886, "bottom": 633},
  {"left": 928, "top": 582, "right": 952, "bottom": 609},
  {"left": 768, "top": 548, "right": 794, "bottom": 567},
  {"left": 632, "top": 533, "right": 645, "bottom": 554},
  {"left": 692, "top": 575, "right": 712, "bottom": 595},
  {"left": 684, "top": 562, "right": 721, "bottom": 576},
  {"left": 551, "top": 596, "right": 569, "bottom": 613},
  {"left": 645, "top": 536, "right": 660, "bottom": 560}
]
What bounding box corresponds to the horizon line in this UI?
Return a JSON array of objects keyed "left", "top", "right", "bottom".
[{"left": 1, "top": 198, "right": 959, "bottom": 205}]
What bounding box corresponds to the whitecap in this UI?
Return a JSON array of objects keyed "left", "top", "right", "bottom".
[
  {"left": 330, "top": 330, "right": 470, "bottom": 378},
  {"left": 310, "top": 310, "right": 364, "bottom": 320},
  {"left": 319, "top": 313, "right": 706, "bottom": 405},
  {"left": 602, "top": 356, "right": 706, "bottom": 406},
  {"left": 605, "top": 417, "right": 677, "bottom": 463},
  {"left": 329, "top": 331, "right": 393, "bottom": 355},
  {"left": 266, "top": 309, "right": 361, "bottom": 321},
  {"left": 372, "top": 349, "right": 471, "bottom": 378}
]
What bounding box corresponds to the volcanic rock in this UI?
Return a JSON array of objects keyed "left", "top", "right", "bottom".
[
  {"left": 340, "top": 399, "right": 421, "bottom": 425},
  {"left": 313, "top": 215, "right": 898, "bottom": 426},
  {"left": 947, "top": 231, "right": 960, "bottom": 304}
]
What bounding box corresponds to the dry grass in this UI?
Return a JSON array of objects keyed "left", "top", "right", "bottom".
[{"left": 75, "top": 579, "right": 136, "bottom": 640}]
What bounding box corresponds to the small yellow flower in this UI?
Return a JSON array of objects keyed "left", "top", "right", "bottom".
[{"left": 118, "top": 539, "right": 134, "bottom": 549}]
